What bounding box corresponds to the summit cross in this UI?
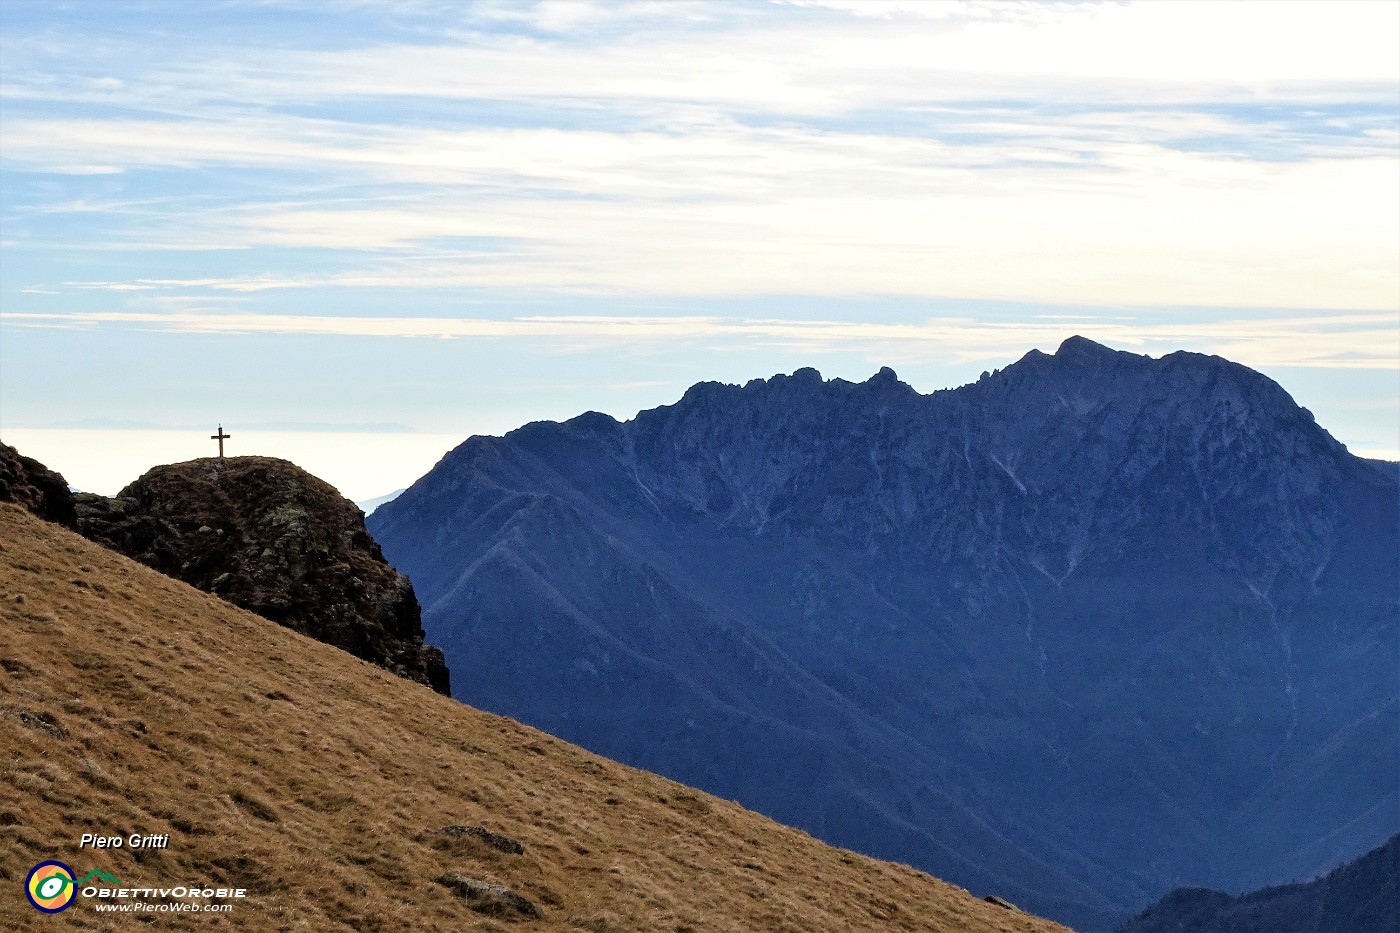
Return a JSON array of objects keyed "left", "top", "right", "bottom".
[{"left": 211, "top": 424, "right": 231, "bottom": 459}]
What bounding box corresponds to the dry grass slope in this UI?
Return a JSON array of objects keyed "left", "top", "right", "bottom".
[{"left": 0, "top": 504, "right": 1071, "bottom": 932}]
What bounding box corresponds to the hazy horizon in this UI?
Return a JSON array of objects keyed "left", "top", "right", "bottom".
[{"left": 3, "top": 338, "right": 1395, "bottom": 502}]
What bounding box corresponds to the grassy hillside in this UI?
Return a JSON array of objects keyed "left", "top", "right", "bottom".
[{"left": 0, "top": 504, "right": 1069, "bottom": 932}]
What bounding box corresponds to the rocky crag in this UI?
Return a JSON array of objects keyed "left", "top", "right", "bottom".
[
  {"left": 0, "top": 443, "right": 448, "bottom": 694},
  {"left": 0, "top": 440, "right": 76, "bottom": 529},
  {"left": 370, "top": 337, "right": 1399, "bottom": 930}
]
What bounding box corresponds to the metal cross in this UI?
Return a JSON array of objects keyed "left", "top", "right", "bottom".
[{"left": 211, "top": 424, "right": 231, "bottom": 459}]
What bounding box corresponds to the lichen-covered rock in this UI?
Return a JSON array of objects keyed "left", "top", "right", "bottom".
[
  {"left": 76, "top": 456, "right": 449, "bottom": 695},
  {"left": 0, "top": 441, "right": 77, "bottom": 529},
  {"left": 440, "top": 824, "right": 525, "bottom": 854},
  {"left": 434, "top": 873, "right": 540, "bottom": 919},
  {"left": 73, "top": 492, "right": 179, "bottom": 565}
]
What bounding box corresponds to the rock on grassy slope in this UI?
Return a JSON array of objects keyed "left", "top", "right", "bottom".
[
  {"left": 74, "top": 455, "right": 450, "bottom": 695},
  {"left": 0, "top": 504, "right": 1070, "bottom": 933}
]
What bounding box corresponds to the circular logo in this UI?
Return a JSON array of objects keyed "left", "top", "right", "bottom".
[{"left": 25, "top": 861, "right": 76, "bottom": 913}]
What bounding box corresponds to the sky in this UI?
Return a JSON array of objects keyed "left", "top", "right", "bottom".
[{"left": 1, "top": 0, "right": 1397, "bottom": 501}]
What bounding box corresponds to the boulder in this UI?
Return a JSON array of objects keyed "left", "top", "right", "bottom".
[{"left": 76, "top": 456, "right": 449, "bottom": 695}]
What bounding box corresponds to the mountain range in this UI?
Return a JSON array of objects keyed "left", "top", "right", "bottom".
[{"left": 369, "top": 337, "right": 1400, "bottom": 931}]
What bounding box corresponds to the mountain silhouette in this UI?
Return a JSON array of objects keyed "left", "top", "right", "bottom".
[
  {"left": 370, "top": 337, "right": 1399, "bottom": 931},
  {"left": 1121, "top": 833, "right": 1399, "bottom": 933}
]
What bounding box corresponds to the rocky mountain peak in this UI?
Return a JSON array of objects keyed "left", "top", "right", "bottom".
[
  {"left": 619, "top": 345, "right": 1348, "bottom": 569},
  {"left": 862, "top": 365, "right": 919, "bottom": 399},
  {"left": 869, "top": 365, "right": 899, "bottom": 382},
  {"left": 973, "top": 337, "right": 1337, "bottom": 463},
  {"left": 367, "top": 344, "right": 1398, "bottom": 931},
  {"left": 70, "top": 454, "right": 450, "bottom": 694},
  {"left": 1055, "top": 333, "right": 1123, "bottom": 359}
]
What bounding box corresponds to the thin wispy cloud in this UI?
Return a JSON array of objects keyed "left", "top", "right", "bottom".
[
  {"left": 9, "top": 2, "right": 1393, "bottom": 110},
  {"left": 7, "top": 111, "right": 1395, "bottom": 308},
  {"left": 3, "top": 0, "right": 1394, "bottom": 307},
  {"left": 4, "top": 309, "right": 1393, "bottom": 371}
]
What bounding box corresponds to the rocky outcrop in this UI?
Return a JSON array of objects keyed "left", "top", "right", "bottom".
[
  {"left": 439, "top": 824, "right": 526, "bottom": 854},
  {"left": 0, "top": 440, "right": 77, "bottom": 529},
  {"left": 76, "top": 456, "right": 449, "bottom": 695}
]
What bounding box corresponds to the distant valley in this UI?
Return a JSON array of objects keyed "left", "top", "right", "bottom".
[{"left": 370, "top": 337, "right": 1400, "bottom": 931}]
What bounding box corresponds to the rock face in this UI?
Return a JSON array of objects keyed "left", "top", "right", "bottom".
[
  {"left": 1121, "top": 833, "right": 1399, "bottom": 933},
  {"left": 0, "top": 440, "right": 77, "bottom": 528},
  {"left": 77, "top": 456, "right": 449, "bottom": 695},
  {"left": 369, "top": 337, "right": 1399, "bottom": 931}
]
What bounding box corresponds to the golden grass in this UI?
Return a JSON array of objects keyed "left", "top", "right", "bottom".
[{"left": 0, "top": 504, "right": 1070, "bottom": 932}]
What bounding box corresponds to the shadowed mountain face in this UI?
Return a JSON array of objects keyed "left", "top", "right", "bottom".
[
  {"left": 1121, "top": 833, "right": 1399, "bottom": 933},
  {"left": 370, "top": 337, "right": 1400, "bottom": 931}
]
